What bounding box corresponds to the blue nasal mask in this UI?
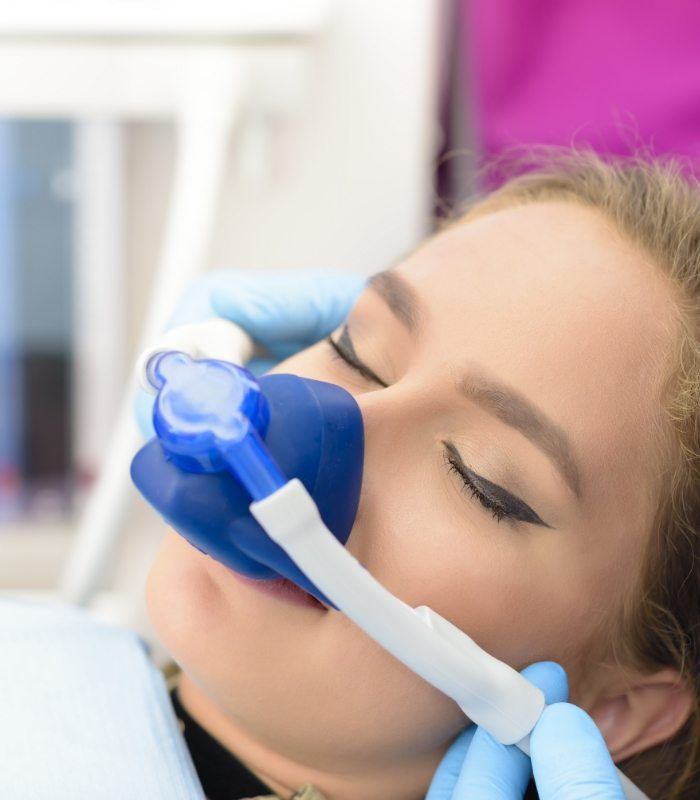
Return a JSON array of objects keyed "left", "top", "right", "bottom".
[
  {"left": 128, "top": 320, "right": 648, "bottom": 800},
  {"left": 131, "top": 351, "right": 363, "bottom": 607}
]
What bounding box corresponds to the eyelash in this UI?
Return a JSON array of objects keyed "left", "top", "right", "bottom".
[
  {"left": 327, "top": 332, "right": 519, "bottom": 526},
  {"left": 443, "top": 450, "right": 508, "bottom": 523},
  {"left": 326, "top": 333, "right": 387, "bottom": 386}
]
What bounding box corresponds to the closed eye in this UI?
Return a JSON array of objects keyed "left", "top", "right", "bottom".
[
  {"left": 326, "top": 326, "right": 389, "bottom": 387},
  {"left": 443, "top": 440, "right": 551, "bottom": 528},
  {"left": 328, "top": 327, "right": 550, "bottom": 528}
]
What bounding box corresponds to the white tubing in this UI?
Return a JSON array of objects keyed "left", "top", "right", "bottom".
[
  {"left": 251, "top": 479, "right": 544, "bottom": 745},
  {"left": 137, "top": 318, "right": 254, "bottom": 393},
  {"left": 251, "top": 479, "right": 651, "bottom": 799}
]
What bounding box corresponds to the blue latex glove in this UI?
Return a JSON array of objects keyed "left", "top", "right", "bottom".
[
  {"left": 135, "top": 269, "right": 366, "bottom": 437},
  {"left": 426, "top": 661, "right": 625, "bottom": 800}
]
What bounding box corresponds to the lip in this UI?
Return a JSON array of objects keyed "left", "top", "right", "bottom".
[{"left": 230, "top": 570, "right": 329, "bottom": 611}]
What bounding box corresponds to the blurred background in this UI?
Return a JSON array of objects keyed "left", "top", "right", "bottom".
[{"left": 0, "top": 0, "right": 698, "bottom": 654}]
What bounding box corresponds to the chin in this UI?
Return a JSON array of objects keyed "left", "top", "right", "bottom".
[
  {"left": 144, "top": 530, "right": 324, "bottom": 748},
  {"left": 144, "top": 531, "right": 467, "bottom": 774}
]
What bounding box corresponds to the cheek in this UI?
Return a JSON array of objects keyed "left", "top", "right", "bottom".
[
  {"left": 145, "top": 532, "right": 237, "bottom": 670},
  {"left": 265, "top": 341, "right": 332, "bottom": 379},
  {"left": 351, "top": 454, "right": 609, "bottom": 677},
  {"left": 145, "top": 531, "right": 288, "bottom": 685},
  {"left": 266, "top": 339, "right": 369, "bottom": 395}
]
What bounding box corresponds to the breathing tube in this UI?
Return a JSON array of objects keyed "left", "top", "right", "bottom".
[{"left": 131, "top": 320, "right": 649, "bottom": 800}]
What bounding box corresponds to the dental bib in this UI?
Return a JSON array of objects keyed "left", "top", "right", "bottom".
[{"left": 130, "top": 323, "right": 649, "bottom": 800}]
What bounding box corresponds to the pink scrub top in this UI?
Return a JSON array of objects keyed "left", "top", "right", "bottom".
[{"left": 466, "top": 0, "right": 700, "bottom": 170}]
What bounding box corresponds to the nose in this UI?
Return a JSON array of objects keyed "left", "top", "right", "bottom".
[
  {"left": 340, "top": 377, "right": 435, "bottom": 563},
  {"left": 352, "top": 373, "right": 434, "bottom": 456},
  {"left": 131, "top": 360, "right": 366, "bottom": 605}
]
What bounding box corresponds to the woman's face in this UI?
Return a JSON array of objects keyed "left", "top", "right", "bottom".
[{"left": 146, "top": 202, "right": 676, "bottom": 797}]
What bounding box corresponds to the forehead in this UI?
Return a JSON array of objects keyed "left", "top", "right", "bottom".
[
  {"left": 406, "top": 202, "right": 661, "bottom": 317},
  {"left": 395, "top": 201, "right": 675, "bottom": 512}
]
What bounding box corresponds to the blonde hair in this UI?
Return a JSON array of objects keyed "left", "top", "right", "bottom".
[{"left": 453, "top": 149, "right": 700, "bottom": 799}]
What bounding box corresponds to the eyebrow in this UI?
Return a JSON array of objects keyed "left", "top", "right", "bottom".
[
  {"left": 368, "top": 269, "right": 583, "bottom": 499},
  {"left": 460, "top": 374, "right": 583, "bottom": 499},
  {"left": 368, "top": 270, "right": 422, "bottom": 331}
]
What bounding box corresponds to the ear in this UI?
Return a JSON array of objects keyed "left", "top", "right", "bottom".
[{"left": 588, "top": 668, "right": 693, "bottom": 762}]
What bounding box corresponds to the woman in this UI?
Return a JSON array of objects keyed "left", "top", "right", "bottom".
[{"left": 145, "top": 151, "right": 700, "bottom": 800}]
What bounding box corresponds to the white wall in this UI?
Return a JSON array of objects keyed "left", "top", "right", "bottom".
[{"left": 126, "top": 0, "right": 444, "bottom": 350}]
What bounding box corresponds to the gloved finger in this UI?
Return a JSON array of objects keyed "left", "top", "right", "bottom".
[
  {"left": 451, "top": 662, "right": 569, "bottom": 800},
  {"left": 136, "top": 270, "right": 364, "bottom": 437},
  {"left": 211, "top": 271, "right": 366, "bottom": 345},
  {"left": 134, "top": 274, "right": 224, "bottom": 440},
  {"left": 258, "top": 339, "right": 311, "bottom": 361},
  {"left": 262, "top": 337, "right": 340, "bottom": 362},
  {"left": 134, "top": 388, "right": 156, "bottom": 439},
  {"left": 425, "top": 726, "right": 477, "bottom": 800},
  {"left": 165, "top": 272, "right": 221, "bottom": 329},
  {"left": 531, "top": 703, "right": 625, "bottom": 800},
  {"left": 522, "top": 661, "right": 569, "bottom": 705},
  {"left": 247, "top": 357, "right": 278, "bottom": 376},
  {"left": 134, "top": 356, "right": 276, "bottom": 437}
]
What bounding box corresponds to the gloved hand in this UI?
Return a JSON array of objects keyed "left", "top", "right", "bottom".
[
  {"left": 135, "top": 269, "right": 366, "bottom": 437},
  {"left": 426, "top": 661, "right": 625, "bottom": 800}
]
